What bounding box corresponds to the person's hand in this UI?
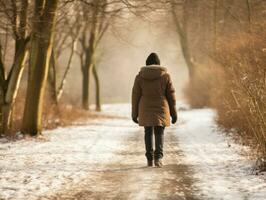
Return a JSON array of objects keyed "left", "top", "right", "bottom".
[
  {"left": 171, "top": 116, "right": 177, "bottom": 124},
  {"left": 132, "top": 117, "right": 138, "bottom": 124}
]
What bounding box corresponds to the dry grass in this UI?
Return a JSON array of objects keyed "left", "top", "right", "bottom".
[
  {"left": 185, "top": 32, "right": 266, "bottom": 170},
  {"left": 214, "top": 33, "right": 266, "bottom": 170},
  {"left": 7, "top": 90, "right": 113, "bottom": 138}
]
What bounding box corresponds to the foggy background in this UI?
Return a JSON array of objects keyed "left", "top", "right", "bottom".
[{"left": 63, "top": 15, "right": 188, "bottom": 104}]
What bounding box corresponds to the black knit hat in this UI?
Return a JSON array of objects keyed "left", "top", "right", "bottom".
[{"left": 146, "top": 53, "right": 160, "bottom": 66}]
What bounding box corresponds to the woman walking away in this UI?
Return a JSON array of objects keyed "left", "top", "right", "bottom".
[{"left": 131, "top": 52, "right": 177, "bottom": 168}]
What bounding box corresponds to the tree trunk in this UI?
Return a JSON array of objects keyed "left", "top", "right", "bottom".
[
  {"left": 48, "top": 49, "right": 58, "bottom": 104},
  {"left": 82, "top": 63, "right": 93, "bottom": 110},
  {"left": 1, "top": 104, "right": 12, "bottom": 134},
  {"left": 171, "top": 1, "right": 195, "bottom": 79},
  {"left": 93, "top": 65, "right": 101, "bottom": 111},
  {"left": 22, "top": 0, "right": 58, "bottom": 136},
  {"left": 82, "top": 66, "right": 89, "bottom": 110},
  {"left": 0, "top": 43, "right": 6, "bottom": 134},
  {"left": 0, "top": 0, "right": 29, "bottom": 135},
  {"left": 56, "top": 40, "right": 76, "bottom": 102},
  {"left": 213, "top": 0, "right": 218, "bottom": 52},
  {"left": 82, "top": 30, "right": 96, "bottom": 110},
  {"left": 178, "top": 28, "right": 195, "bottom": 78},
  {"left": 0, "top": 38, "right": 29, "bottom": 134}
]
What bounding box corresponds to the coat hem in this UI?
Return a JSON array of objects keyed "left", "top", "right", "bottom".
[{"left": 138, "top": 124, "right": 170, "bottom": 127}]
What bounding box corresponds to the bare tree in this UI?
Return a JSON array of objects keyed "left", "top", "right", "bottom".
[
  {"left": 22, "top": 0, "right": 58, "bottom": 136},
  {"left": 0, "top": 0, "right": 30, "bottom": 134},
  {"left": 170, "top": 0, "right": 195, "bottom": 78},
  {"left": 78, "top": 0, "right": 163, "bottom": 111},
  {"left": 47, "top": 3, "right": 80, "bottom": 104},
  {"left": 78, "top": 0, "right": 115, "bottom": 111}
]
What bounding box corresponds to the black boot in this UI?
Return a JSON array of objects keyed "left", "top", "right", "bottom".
[
  {"left": 147, "top": 160, "right": 153, "bottom": 167},
  {"left": 154, "top": 159, "right": 163, "bottom": 168}
]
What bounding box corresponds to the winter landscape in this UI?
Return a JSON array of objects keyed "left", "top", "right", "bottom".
[
  {"left": 1, "top": 104, "right": 265, "bottom": 199},
  {"left": 0, "top": 0, "right": 266, "bottom": 200}
]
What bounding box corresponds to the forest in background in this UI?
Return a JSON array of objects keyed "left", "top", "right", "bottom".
[{"left": 0, "top": 0, "right": 265, "bottom": 169}]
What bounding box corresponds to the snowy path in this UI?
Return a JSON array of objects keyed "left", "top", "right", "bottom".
[{"left": 0, "top": 104, "right": 265, "bottom": 200}]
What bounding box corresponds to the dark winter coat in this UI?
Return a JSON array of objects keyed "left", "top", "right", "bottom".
[{"left": 131, "top": 65, "right": 177, "bottom": 127}]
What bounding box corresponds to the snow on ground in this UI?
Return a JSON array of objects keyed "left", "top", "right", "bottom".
[
  {"left": 0, "top": 105, "right": 135, "bottom": 200},
  {"left": 0, "top": 103, "right": 265, "bottom": 200},
  {"left": 175, "top": 108, "right": 266, "bottom": 200}
]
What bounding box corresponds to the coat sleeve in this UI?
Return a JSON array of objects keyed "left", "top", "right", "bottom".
[
  {"left": 165, "top": 74, "right": 177, "bottom": 118},
  {"left": 131, "top": 75, "right": 141, "bottom": 119}
]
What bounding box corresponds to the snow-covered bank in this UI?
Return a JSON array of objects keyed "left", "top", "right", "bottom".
[
  {"left": 175, "top": 108, "right": 266, "bottom": 200},
  {"left": 0, "top": 106, "right": 136, "bottom": 200},
  {"left": 0, "top": 104, "right": 265, "bottom": 200}
]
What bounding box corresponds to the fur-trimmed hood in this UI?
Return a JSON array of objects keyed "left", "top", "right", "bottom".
[{"left": 139, "top": 65, "right": 167, "bottom": 80}]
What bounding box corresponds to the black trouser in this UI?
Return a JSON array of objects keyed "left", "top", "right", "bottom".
[{"left": 144, "top": 126, "right": 165, "bottom": 161}]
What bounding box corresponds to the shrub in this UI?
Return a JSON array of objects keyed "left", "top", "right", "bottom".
[{"left": 185, "top": 32, "right": 266, "bottom": 170}]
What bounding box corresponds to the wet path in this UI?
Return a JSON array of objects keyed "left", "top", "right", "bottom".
[{"left": 45, "top": 118, "right": 202, "bottom": 200}]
